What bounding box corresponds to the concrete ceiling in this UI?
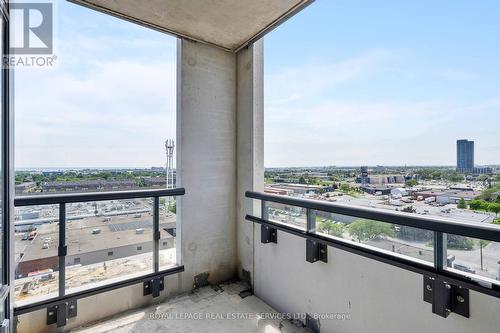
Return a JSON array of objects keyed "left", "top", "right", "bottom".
[{"left": 69, "top": 0, "right": 314, "bottom": 52}]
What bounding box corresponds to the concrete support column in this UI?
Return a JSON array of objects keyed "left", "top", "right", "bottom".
[
  {"left": 176, "top": 39, "right": 237, "bottom": 290},
  {"left": 236, "top": 40, "right": 264, "bottom": 286}
]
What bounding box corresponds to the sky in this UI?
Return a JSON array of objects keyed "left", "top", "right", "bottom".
[
  {"left": 15, "top": 1, "right": 177, "bottom": 168},
  {"left": 15, "top": 0, "right": 500, "bottom": 168}
]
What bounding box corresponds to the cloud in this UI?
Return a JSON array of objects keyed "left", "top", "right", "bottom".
[
  {"left": 14, "top": 1, "right": 180, "bottom": 168},
  {"left": 15, "top": 35, "right": 177, "bottom": 168},
  {"left": 265, "top": 49, "right": 395, "bottom": 105},
  {"left": 263, "top": 48, "right": 500, "bottom": 167},
  {"left": 264, "top": 98, "right": 500, "bottom": 167}
]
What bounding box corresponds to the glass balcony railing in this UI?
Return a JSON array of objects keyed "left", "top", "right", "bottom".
[
  {"left": 13, "top": 188, "right": 185, "bottom": 311},
  {"left": 246, "top": 191, "right": 500, "bottom": 319}
]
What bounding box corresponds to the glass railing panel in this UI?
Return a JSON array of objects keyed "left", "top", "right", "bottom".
[
  {"left": 444, "top": 232, "right": 500, "bottom": 284},
  {"left": 264, "top": 201, "right": 307, "bottom": 230},
  {"left": 159, "top": 196, "right": 178, "bottom": 270},
  {"left": 14, "top": 204, "right": 60, "bottom": 306},
  {"left": 65, "top": 198, "right": 154, "bottom": 293},
  {"left": 312, "top": 209, "right": 434, "bottom": 265}
]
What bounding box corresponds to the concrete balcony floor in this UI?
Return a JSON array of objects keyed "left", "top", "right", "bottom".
[{"left": 71, "top": 282, "right": 311, "bottom": 333}]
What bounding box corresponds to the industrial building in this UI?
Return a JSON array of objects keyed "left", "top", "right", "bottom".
[
  {"left": 15, "top": 218, "right": 176, "bottom": 278},
  {"left": 412, "top": 190, "right": 481, "bottom": 204},
  {"left": 15, "top": 182, "right": 36, "bottom": 195},
  {"left": 266, "top": 183, "right": 335, "bottom": 195},
  {"left": 143, "top": 175, "right": 177, "bottom": 187},
  {"left": 356, "top": 175, "right": 405, "bottom": 185},
  {"left": 263, "top": 186, "right": 292, "bottom": 196},
  {"left": 42, "top": 180, "right": 137, "bottom": 192},
  {"left": 435, "top": 191, "right": 482, "bottom": 204},
  {"left": 390, "top": 188, "right": 409, "bottom": 198},
  {"left": 360, "top": 186, "right": 392, "bottom": 195}
]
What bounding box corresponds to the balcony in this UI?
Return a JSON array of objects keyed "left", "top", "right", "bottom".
[
  {"left": 1, "top": 1, "right": 500, "bottom": 333},
  {"left": 70, "top": 282, "right": 312, "bottom": 333}
]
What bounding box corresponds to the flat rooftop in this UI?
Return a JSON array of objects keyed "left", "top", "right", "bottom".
[
  {"left": 413, "top": 190, "right": 481, "bottom": 199},
  {"left": 269, "top": 183, "right": 321, "bottom": 189},
  {"left": 18, "top": 213, "right": 176, "bottom": 262}
]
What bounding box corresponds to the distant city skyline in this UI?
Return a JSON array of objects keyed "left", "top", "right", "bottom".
[{"left": 14, "top": 1, "right": 500, "bottom": 168}]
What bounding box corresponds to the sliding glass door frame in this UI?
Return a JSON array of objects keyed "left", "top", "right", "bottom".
[{"left": 1, "top": 0, "right": 13, "bottom": 329}]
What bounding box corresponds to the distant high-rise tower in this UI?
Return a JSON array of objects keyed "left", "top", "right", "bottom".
[
  {"left": 456, "top": 139, "right": 474, "bottom": 173},
  {"left": 360, "top": 166, "right": 369, "bottom": 185},
  {"left": 165, "top": 139, "right": 175, "bottom": 192}
]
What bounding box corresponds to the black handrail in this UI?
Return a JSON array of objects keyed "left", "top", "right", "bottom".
[
  {"left": 246, "top": 191, "right": 500, "bottom": 243},
  {"left": 15, "top": 188, "right": 185, "bottom": 206}
]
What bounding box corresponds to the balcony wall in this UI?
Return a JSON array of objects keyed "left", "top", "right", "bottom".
[
  {"left": 253, "top": 230, "right": 500, "bottom": 333},
  {"left": 176, "top": 38, "right": 238, "bottom": 288}
]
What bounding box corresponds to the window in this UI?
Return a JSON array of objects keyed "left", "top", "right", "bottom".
[
  {"left": 74, "top": 258, "right": 80, "bottom": 264},
  {"left": 136, "top": 246, "right": 142, "bottom": 251},
  {"left": 107, "top": 251, "right": 113, "bottom": 257}
]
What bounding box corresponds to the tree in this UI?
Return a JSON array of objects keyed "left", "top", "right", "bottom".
[
  {"left": 447, "top": 235, "right": 474, "bottom": 250},
  {"left": 477, "top": 184, "right": 500, "bottom": 202},
  {"left": 339, "top": 183, "right": 351, "bottom": 193},
  {"left": 487, "top": 203, "right": 500, "bottom": 216},
  {"left": 348, "top": 219, "right": 395, "bottom": 242},
  {"left": 307, "top": 177, "right": 319, "bottom": 185},
  {"left": 168, "top": 201, "right": 176, "bottom": 214},
  {"left": 469, "top": 200, "right": 489, "bottom": 211},
  {"left": 457, "top": 198, "right": 467, "bottom": 209},
  {"left": 405, "top": 179, "right": 418, "bottom": 187},
  {"left": 318, "top": 221, "right": 344, "bottom": 238}
]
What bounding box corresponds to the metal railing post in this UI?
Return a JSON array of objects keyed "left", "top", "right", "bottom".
[
  {"left": 153, "top": 197, "right": 160, "bottom": 273},
  {"left": 261, "top": 200, "right": 268, "bottom": 220},
  {"left": 260, "top": 201, "right": 277, "bottom": 243},
  {"left": 306, "top": 208, "right": 316, "bottom": 234},
  {"left": 434, "top": 232, "right": 446, "bottom": 271},
  {"left": 58, "top": 203, "right": 66, "bottom": 297}
]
